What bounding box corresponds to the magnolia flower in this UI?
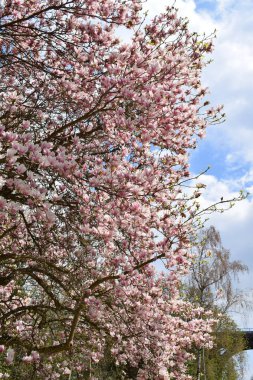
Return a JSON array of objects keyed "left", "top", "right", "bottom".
[
  {"left": 0, "top": 197, "right": 6, "bottom": 209},
  {"left": 62, "top": 368, "right": 71, "bottom": 375},
  {"left": 21, "top": 120, "right": 30, "bottom": 129},
  {"left": 31, "top": 351, "right": 40, "bottom": 362},
  {"left": 158, "top": 367, "right": 170, "bottom": 379},
  {"left": 6, "top": 348, "right": 15, "bottom": 364},
  {"left": 16, "top": 164, "right": 26, "bottom": 174},
  {"left": 22, "top": 355, "right": 33, "bottom": 364}
]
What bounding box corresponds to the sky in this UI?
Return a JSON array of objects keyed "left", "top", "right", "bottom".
[{"left": 143, "top": 0, "right": 253, "bottom": 378}]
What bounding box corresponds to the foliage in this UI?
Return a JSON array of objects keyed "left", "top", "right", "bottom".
[
  {"left": 205, "top": 316, "right": 246, "bottom": 380},
  {"left": 185, "top": 227, "right": 247, "bottom": 380},
  {"left": 0, "top": 1, "right": 240, "bottom": 379},
  {"left": 187, "top": 315, "right": 246, "bottom": 380}
]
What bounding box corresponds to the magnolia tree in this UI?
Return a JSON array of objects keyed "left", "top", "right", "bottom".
[{"left": 0, "top": 0, "right": 236, "bottom": 379}]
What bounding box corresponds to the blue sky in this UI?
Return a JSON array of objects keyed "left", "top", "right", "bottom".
[{"left": 144, "top": 0, "right": 253, "bottom": 378}]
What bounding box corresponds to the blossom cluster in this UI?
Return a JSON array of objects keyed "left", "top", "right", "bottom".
[{"left": 0, "top": 0, "right": 220, "bottom": 378}]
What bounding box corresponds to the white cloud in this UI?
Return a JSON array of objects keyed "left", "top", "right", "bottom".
[
  {"left": 199, "top": 1, "right": 253, "bottom": 168},
  {"left": 145, "top": 1, "right": 253, "bottom": 169},
  {"left": 143, "top": 0, "right": 168, "bottom": 17},
  {"left": 143, "top": 0, "right": 216, "bottom": 32}
]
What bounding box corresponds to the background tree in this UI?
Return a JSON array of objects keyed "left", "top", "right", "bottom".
[
  {"left": 185, "top": 226, "right": 248, "bottom": 380},
  {"left": 0, "top": 1, "right": 242, "bottom": 379}
]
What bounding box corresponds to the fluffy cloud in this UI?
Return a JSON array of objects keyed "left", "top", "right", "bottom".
[
  {"left": 198, "top": 1, "right": 253, "bottom": 167},
  {"left": 145, "top": 0, "right": 216, "bottom": 33},
  {"left": 145, "top": 0, "right": 253, "bottom": 168}
]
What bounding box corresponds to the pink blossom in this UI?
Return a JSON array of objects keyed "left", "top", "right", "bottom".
[
  {"left": 6, "top": 348, "right": 15, "bottom": 364},
  {"left": 22, "top": 355, "right": 33, "bottom": 364}
]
